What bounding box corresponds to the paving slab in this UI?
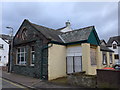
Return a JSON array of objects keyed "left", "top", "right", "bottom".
[{"left": 2, "top": 71, "right": 82, "bottom": 89}]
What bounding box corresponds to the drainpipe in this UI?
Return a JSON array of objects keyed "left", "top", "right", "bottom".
[{"left": 40, "top": 43, "right": 53, "bottom": 80}]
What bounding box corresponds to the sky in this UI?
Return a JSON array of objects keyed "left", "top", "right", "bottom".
[{"left": 2, "top": 2, "right": 119, "bottom": 42}]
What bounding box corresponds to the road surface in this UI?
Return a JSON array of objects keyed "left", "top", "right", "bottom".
[{"left": 0, "top": 78, "right": 28, "bottom": 89}]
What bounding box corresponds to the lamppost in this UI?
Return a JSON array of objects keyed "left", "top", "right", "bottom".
[{"left": 6, "top": 26, "right": 14, "bottom": 73}]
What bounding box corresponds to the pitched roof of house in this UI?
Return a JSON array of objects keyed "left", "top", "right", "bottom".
[
  {"left": 27, "top": 20, "right": 95, "bottom": 44},
  {"left": 28, "top": 21, "right": 63, "bottom": 42},
  {"left": 0, "top": 34, "right": 11, "bottom": 44},
  {"left": 100, "top": 45, "right": 114, "bottom": 52},
  {"left": 107, "top": 36, "right": 120, "bottom": 47},
  {"left": 21, "top": 20, "right": 99, "bottom": 45},
  {"left": 100, "top": 39, "right": 107, "bottom": 45},
  {"left": 60, "top": 26, "right": 94, "bottom": 43}
]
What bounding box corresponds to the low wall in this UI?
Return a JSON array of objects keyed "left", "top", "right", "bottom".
[
  {"left": 67, "top": 73, "right": 97, "bottom": 88},
  {"left": 97, "top": 69, "right": 120, "bottom": 88},
  {"left": 0, "top": 66, "right": 8, "bottom": 71}
]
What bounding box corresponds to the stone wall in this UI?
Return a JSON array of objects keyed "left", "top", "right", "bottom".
[
  {"left": 12, "top": 20, "right": 49, "bottom": 80},
  {"left": 67, "top": 73, "right": 97, "bottom": 88}
]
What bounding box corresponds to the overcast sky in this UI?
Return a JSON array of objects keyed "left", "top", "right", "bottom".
[{"left": 2, "top": 2, "right": 118, "bottom": 41}]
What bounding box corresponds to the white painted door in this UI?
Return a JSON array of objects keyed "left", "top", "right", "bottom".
[
  {"left": 67, "top": 56, "right": 73, "bottom": 74},
  {"left": 74, "top": 56, "right": 82, "bottom": 72}
]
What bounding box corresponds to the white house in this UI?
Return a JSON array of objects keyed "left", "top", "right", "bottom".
[
  {"left": 107, "top": 36, "right": 120, "bottom": 64},
  {"left": 0, "top": 34, "right": 10, "bottom": 66}
]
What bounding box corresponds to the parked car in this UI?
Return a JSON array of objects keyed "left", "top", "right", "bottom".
[{"left": 113, "top": 64, "right": 120, "bottom": 70}]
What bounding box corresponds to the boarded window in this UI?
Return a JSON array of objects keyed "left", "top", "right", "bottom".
[
  {"left": 67, "top": 56, "right": 73, "bottom": 74},
  {"left": 90, "top": 48, "right": 96, "bottom": 65},
  {"left": 74, "top": 56, "right": 82, "bottom": 72},
  {"left": 67, "top": 56, "right": 82, "bottom": 74}
]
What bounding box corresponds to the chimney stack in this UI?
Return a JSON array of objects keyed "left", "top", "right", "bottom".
[{"left": 65, "top": 20, "right": 71, "bottom": 27}]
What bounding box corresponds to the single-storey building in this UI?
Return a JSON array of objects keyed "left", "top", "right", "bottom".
[{"left": 12, "top": 19, "right": 115, "bottom": 80}]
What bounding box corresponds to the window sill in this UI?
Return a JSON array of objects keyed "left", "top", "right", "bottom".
[
  {"left": 15, "top": 64, "right": 26, "bottom": 66},
  {"left": 67, "top": 71, "right": 86, "bottom": 75},
  {"left": 30, "top": 64, "right": 35, "bottom": 67},
  {"left": 91, "top": 65, "right": 97, "bottom": 66}
]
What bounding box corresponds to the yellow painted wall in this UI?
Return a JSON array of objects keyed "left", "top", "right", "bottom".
[
  {"left": 48, "top": 44, "right": 66, "bottom": 80},
  {"left": 82, "top": 43, "right": 90, "bottom": 74},
  {"left": 100, "top": 51, "right": 115, "bottom": 68}
]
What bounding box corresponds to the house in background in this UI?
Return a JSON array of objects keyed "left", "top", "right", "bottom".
[
  {"left": 11, "top": 19, "right": 115, "bottom": 80},
  {"left": 107, "top": 36, "right": 120, "bottom": 64},
  {"left": 0, "top": 34, "right": 11, "bottom": 66}
]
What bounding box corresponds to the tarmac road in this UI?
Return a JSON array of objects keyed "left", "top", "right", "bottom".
[{"left": 0, "top": 78, "right": 28, "bottom": 89}]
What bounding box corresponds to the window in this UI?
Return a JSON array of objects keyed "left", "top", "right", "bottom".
[
  {"left": 67, "top": 56, "right": 82, "bottom": 74},
  {"left": 109, "top": 53, "right": 112, "bottom": 64},
  {"left": 90, "top": 48, "right": 96, "bottom": 65},
  {"left": 0, "top": 56, "right": 1, "bottom": 61},
  {"left": 103, "top": 54, "right": 107, "bottom": 65},
  {"left": 31, "top": 46, "right": 35, "bottom": 65},
  {"left": 113, "top": 44, "right": 117, "bottom": 49},
  {"left": 17, "top": 47, "right": 26, "bottom": 65},
  {"left": 0, "top": 44, "right": 3, "bottom": 49},
  {"left": 114, "top": 54, "right": 119, "bottom": 59}
]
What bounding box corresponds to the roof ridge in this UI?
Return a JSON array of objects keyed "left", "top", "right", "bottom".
[
  {"left": 62, "top": 25, "right": 94, "bottom": 34},
  {"left": 28, "top": 21, "right": 57, "bottom": 32}
]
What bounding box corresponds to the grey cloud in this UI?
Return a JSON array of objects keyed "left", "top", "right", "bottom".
[{"left": 2, "top": 2, "right": 118, "bottom": 42}]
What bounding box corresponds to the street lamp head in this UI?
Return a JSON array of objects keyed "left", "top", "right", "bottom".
[{"left": 6, "top": 26, "right": 13, "bottom": 30}]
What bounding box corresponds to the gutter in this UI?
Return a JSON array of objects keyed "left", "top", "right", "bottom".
[{"left": 40, "top": 43, "right": 53, "bottom": 80}]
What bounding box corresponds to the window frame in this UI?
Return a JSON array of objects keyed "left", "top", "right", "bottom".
[
  {"left": 109, "top": 53, "right": 113, "bottom": 64},
  {"left": 113, "top": 44, "right": 117, "bottom": 49},
  {"left": 66, "top": 56, "right": 82, "bottom": 74},
  {"left": 102, "top": 53, "right": 107, "bottom": 65},
  {"left": 114, "top": 54, "right": 119, "bottom": 59},
  {"left": 16, "top": 47, "right": 26, "bottom": 65},
  {"left": 0, "top": 44, "right": 3, "bottom": 49},
  {"left": 90, "top": 48, "right": 97, "bottom": 66},
  {"left": 30, "top": 46, "right": 35, "bottom": 66}
]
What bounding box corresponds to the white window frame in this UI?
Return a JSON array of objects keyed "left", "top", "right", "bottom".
[
  {"left": 16, "top": 47, "right": 26, "bottom": 65},
  {"left": 109, "top": 53, "right": 113, "bottom": 64},
  {"left": 0, "top": 44, "right": 3, "bottom": 49},
  {"left": 30, "top": 46, "right": 35, "bottom": 66},
  {"left": 103, "top": 53, "right": 107, "bottom": 65}
]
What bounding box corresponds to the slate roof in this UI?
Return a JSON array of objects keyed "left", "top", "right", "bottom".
[
  {"left": 100, "top": 39, "right": 106, "bottom": 45},
  {"left": 57, "top": 26, "right": 66, "bottom": 31},
  {"left": 0, "top": 34, "right": 11, "bottom": 44},
  {"left": 27, "top": 20, "right": 94, "bottom": 44},
  {"left": 0, "top": 34, "right": 11, "bottom": 40},
  {"left": 29, "top": 21, "right": 63, "bottom": 42},
  {"left": 107, "top": 36, "right": 120, "bottom": 47},
  {"left": 100, "top": 45, "right": 114, "bottom": 52},
  {"left": 60, "top": 26, "right": 94, "bottom": 43}
]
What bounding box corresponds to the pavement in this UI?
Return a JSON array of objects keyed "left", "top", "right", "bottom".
[{"left": 2, "top": 71, "right": 80, "bottom": 89}]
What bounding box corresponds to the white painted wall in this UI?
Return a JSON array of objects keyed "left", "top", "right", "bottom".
[
  {"left": 60, "top": 26, "right": 72, "bottom": 32},
  {"left": 108, "top": 41, "right": 120, "bottom": 64},
  {"left": 0, "top": 38, "right": 9, "bottom": 66}
]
